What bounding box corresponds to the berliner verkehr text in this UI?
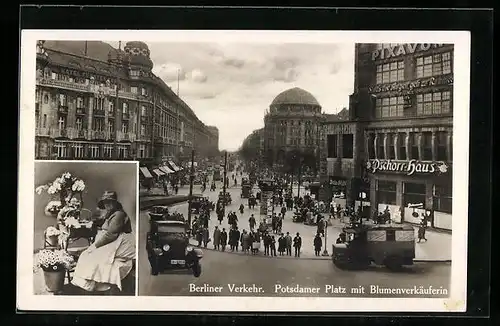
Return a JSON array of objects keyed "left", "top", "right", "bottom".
[{"left": 189, "top": 283, "right": 265, "bottom": 293}]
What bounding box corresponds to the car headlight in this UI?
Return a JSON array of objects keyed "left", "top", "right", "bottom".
[
  {"left": 153, "top": 248, "right": 163, "bottom": 255},
  {"left": 186, "top": 246, "right": 193, "bottom": 252},
  {"left": 163, "top": 244, "right": 170, "bottom": 251}
]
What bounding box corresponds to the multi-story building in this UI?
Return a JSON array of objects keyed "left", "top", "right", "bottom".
[
  {"left": 322, "top": 43, "right": 454, "bottom": 230},
  {"left": 35, "top": 40, "right": 219, "bottom": 165},
  {"left": 263, "top": 87, "right": 324, "bottom": 172}
]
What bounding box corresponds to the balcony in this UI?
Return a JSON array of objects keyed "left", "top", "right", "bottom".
[
  {"left": 137, "top": 134, "right": 150, "bottom": 142},
  {"left": 108, "top": 110, "right": 116, "bottom": 118},
  {"left": 58, "top": 105, "right": 68, "bottom": 114},
  {"left": 76, "top": 107, "right": 86, "bottom": 115},
  {"left": 37, "top": 78, "right": 91, "bottom": 93},
  {"left": 93, "top": 109, "right": 105, "bottom": 117},
  {"left": 89, "top": 130, "right": 109, "bottom": 140},
  {"left": 35, "top": 127, "right": 50, "bottom": 137},
  {"left": 140, "top": 115, "right": 149, "bottom": 123},
  {"left": 122, "top": 112, "right": 130, "bottom": 120},
  {"left": 117, "top": 131, "right": 136, "bottom": 142},
  {"left": 73, "top": 129, "right": 88, "bottom": 139},
  {"left": 51, "top": 128, "right": 68, "bottom": 138}
]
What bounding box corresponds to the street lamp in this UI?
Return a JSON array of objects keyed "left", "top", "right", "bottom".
[
  {"left": 359, "top": 191, "right": 367, "bottom": 223},
  {"left": 321, "top": 217, "right": 329, "bottom": 256}
]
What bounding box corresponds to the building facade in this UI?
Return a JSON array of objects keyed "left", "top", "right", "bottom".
[
  {"left": 35, "top": 40, "right": 219, "bottom": 164},
  {"left": 263, "top": 87, "right": 324, "bottom": 173},
  {"left": 322, "top": 43, "right": 454, "bottom": 230}
]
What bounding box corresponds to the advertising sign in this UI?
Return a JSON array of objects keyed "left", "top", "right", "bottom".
[{"left": 365, "top": 159, "right": 449, "bottom": 176}]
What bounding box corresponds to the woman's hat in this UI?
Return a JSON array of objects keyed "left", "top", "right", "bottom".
[{"left": 97, "top": 190, "right": 119, "bottom": 209}]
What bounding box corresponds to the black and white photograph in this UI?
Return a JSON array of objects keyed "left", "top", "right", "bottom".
[
  {"left": 32, "top": 161, "right": 137, "bottom": 296},
  {"left": 18, "top": 29, "right": 470, "bottom": 312}
]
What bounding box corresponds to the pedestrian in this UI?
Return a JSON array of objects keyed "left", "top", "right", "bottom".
[
  {"left": 314, "top": 233, "right": 322, "bottom": 256},
  {"left": 249, "top": 214, "right": 256, "bottom": 232},
  {"left": 263, "top": 232, "right": 271, "bottom": 255},
  {"left": 251, "top": 231, "right": 261, "bottom": 255},
  {"left": 163, "top": 180, "right": 169, "bottom": 196},
  {"left": 336, "top": 232, "right": 346, "bottom": 244},
  {"left": 202, "top": 227, "right": 210, "bottom": 248},
  {"left": 317, "top": 216, "right": 325, "bottom": 237},
  {"left": 281, "top": 206, "right": 287, "bottom": 219},
  {"left": 175, "top": 184, "right": 179, "bottom": 194},
  {"left": 293, "top": 232, "right": 302, "bottom": 257},
  {"left": 213, "top": 226, "right": 221, "bottom": 250},
  {"left": 241, "top": 229, "right": 250, "bottom": 254},
  {"left": 239, "top": 203, "right": 244, "bottom": 215},
  {"left": 417, "top": 220, "right": 428, "bottom": 243},
  {"left": 285, "top": 232, "right": 292, "bottom": 256},
  {"left": 196, "top": 228, "right": 203, "bottom": 247},
  {"left": 270, "top": 235, "right": 277, "bottom": 256},
  {"left": 278, "top": 233, "right": 286, "bottom": 256},
  {"left": 220, "top": 228, "right": 228, "bottom": 251}
]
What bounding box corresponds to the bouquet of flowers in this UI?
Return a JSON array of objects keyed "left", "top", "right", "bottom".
[
  {"left": 33, "top": 249, "right": 75, "bottom": 272},
  {"left": 36, "top": 172, "right": 86, "bottom": 217},
  {"left": 45, "top": 226, "right": 61, "bottom": 237}
]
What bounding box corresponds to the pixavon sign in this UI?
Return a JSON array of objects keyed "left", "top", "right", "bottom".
[
  {"left": 371, "top": 43, "right": 446, "bottom": 61},
  {"left": 366, "top": 159, "right": 449, "bottom": 176}
]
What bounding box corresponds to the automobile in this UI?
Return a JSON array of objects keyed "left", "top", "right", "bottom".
[
  {"left": 332, "top": 223, "right": 415, "bottom": 271},
  {"left": 240, "top": 183, "right": 252, "bottom": 198},
  {"left": 190, "top": 194, "right": 210, "bottom": 214},
  {"left": 146, "top": 219, "right": 203, "bottom": 277},
  {"left": 148, "top": 206, "right": 170, "bottom": 222},
  {"left": 218, "top": 191, "right": 232, "bottom": 205}
]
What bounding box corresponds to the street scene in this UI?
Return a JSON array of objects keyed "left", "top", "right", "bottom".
[
  {"left": 30, "top": 39, "right": 455, "bottom": 299},
  {"left": 138, "top": 166, "right": 451, "bottom": 297}
]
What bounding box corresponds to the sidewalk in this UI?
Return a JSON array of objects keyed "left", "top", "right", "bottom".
[{"left": 192, "top": 210, "right": 451, "bottom": 262}]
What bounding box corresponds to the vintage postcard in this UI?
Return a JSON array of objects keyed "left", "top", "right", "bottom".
[{"left": 18, "top": 30, "right": 470, "bottom": 312}]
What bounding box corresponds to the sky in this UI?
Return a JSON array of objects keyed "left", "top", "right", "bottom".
[{"left": 109, "top": 41, "right": 355, "bottom": 151}]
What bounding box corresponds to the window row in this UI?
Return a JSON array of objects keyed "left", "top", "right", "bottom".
[
  {"left": 367, "top": 131, "right": 452, "bottom": 161},
  {"left": 374, "top": 91, "right": 452, "bottom": 118},
  {"left": 375, "top": 52, "right": 452, "bottom": 85},
  {"left": 375, "top": 96, "right": 405, "bottom": 118},
  {"left": 326, "top": 134, "right": 354, "bottom": 159},
  {"left": 54, "top": 143, "right": 129, "bottom": 159}
]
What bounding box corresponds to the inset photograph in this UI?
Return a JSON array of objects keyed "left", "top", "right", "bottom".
[{"left": 33, "top": 161, "right": 137, "bottom": 296}]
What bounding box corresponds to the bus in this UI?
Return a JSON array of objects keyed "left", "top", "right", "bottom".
[{"left": 213, "top": 168, "right": 222, "bottom": 181}]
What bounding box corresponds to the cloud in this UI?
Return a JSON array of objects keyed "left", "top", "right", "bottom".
[
  {"left": 222, "top": 57, "right": 246, "bottom": 68},
  {"left": 153, "top": 62, "right": 185, "bottom": 82},
  {"left": 187, "top": 69, "right": 208, "bottom": 83}
]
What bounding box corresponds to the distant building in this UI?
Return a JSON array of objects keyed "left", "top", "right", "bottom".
[
  {"left": 320, "top": 43, "right": 453, "bottom": 230},
  {"left": 263, "top": 87, "right": 324, "bottom": 172},
  {"left": 35, "top": 40, "right": 218, "bottom": 165}
]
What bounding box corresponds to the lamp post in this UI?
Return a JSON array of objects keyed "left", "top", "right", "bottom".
[
  {"left": 221, "top": 151, "right": 228, "bottom": 218},
  {"left": 187, "top": 149, "right": 195, "bottom": 233},
  {"left": 321, "top": 217, "right": 329, "bottom": 256},
  {"left": 359, "top": 191, "right": 367, "bottom": 224}
]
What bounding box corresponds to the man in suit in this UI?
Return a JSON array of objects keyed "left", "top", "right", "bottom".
[{"left": 293, "top": 232, "right": 302, "bottom": 258}]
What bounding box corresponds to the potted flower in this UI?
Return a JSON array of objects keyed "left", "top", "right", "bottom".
[
  {"left": 44, "top": 226, "right": 61, "bottom": 247},
  {"left": 35, "top": 172, "right": 86, "bottom": 217},
  {"left": 33, "top": 249, "right": 75, "bottom": 293}
]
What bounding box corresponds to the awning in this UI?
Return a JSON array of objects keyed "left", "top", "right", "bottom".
[
  {"left": 168, "top": 161, "right": 181, "bottom": 171},
  {"left": 153, "top": 169, "right": 165, "bottom": 177},
  {"left": 159, "top": 166, "right": 174, "bottom": 174},
  {"left": 139, "top": 167, "right": 153, "bottom": 178}
]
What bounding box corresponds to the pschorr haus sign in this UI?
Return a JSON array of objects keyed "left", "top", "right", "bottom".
[{"left": 365, "top": 159, "right": 449, "bottom": 176}]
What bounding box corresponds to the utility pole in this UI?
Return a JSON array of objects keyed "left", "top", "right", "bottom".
[
  {"left": 221, "top": 151, "right": 228, "bottom": 218},
  {"left": 297, "top": 158, "right": 302, "bottom": 199},
  {"left": 187, "top": 149, "right": 195, "bottom": 233},
  {"left": 113, "top": 77, "right": 119, "bottom": 160}
]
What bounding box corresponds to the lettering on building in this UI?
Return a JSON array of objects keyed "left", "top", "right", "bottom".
[
  {"left": 327, "top": 123, "right": 354, "bottom": 134},
  {"left": 371, "top": 43, "right": 445, "bottom": 61},
  {"left": 329, "top": 178, "right": 347, "bottom": 186},
  {"left": 365, "top": 159, "right": 449, "bottom": 176},
  {"left": 368, "top": 75, "right": 454, "bottom": 94}
]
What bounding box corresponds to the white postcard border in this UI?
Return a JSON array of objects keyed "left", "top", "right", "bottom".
[{"left": 18, "top": 30, "right": 470, "bottom": 312}]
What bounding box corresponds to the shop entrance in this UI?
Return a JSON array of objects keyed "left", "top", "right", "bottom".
[
  {"left": 329, "top": 177, "right": 347, "bottom": 208},
  {"left": 403, "top": 182, "right": 427, "bottom": 224},
  {"left": 376, "top": 180, "right": 400, "bottom": 222}
]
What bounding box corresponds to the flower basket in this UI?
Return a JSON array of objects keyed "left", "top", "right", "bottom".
[
  {"left": 43, "top": 269, "right": 66, "bottom": 293},
  {"left": 34, "top": 249, "right": 75, "bottom": 292}
]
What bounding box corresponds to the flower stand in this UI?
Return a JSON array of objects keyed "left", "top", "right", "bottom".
[{"left": 43, "top": 269, "right": 66, "bottom": 293}]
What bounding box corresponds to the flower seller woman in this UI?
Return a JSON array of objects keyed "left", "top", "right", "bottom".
[{"left": 71, "top": 190, "right": 135, "bottom": 293}]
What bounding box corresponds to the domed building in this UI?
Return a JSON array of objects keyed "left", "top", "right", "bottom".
[{"left": 263, "top": 87, "right": 324, "bottom": 172}]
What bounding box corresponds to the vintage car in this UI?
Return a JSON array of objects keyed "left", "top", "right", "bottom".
[
  {"left": 148, "top": 206, "right": 170, "bottom": 221},
  {"left": 146, "top": 219, "right": 203, "bottom": 277},
  {"left": 240, "top": 183, "right": 252, "bottom": 198},
  {"left": 218, "top": 191, "right": 232, "bottom": 205},
  {"left": 332, "top": 223, "right": 415, "bottom": 270},
  {"left": 190, "top": 195, "right": 212, "bottom": 214}
]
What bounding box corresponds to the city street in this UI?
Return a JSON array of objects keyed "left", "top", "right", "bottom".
[{"left": 138, "top": 174, "right": 452, "bottom": 297}]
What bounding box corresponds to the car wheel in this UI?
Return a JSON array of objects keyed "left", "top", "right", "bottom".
[{"left": 192, "top": 263, "right": 202, "bottom": 277}]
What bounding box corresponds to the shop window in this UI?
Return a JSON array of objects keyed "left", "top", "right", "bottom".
[
  {"left": 327, "top": 134, "right": 337, "bottom": 158},
  {"left": 72, "top": 143, "right": 85, "bottom": 158},
  {"left": 377, "top": 134, "right": 384, "bottom": 159},
  {"left": 90, "top": 145, "right": 100, "bottom": 158},
  {"left": 422, "top": 132, "right": 433, "bottom": 161},
  {"left": 377, "top": 180, "right": 397, "bottom": 205},
  {"left": 410, "top": 132, "right": 419, "bottom": 160},
  {"left": 387, "top": 133, "right": 395, "bottom": 159},
  {"left": 55, "top": 143, "right": 68, "bottom": 158},
  {"left": 398, "top": 132, "right": 407, "bottom": 160},
  {"left": 403, "top": 182, "right": 426, "bottom": 207},
  {"left": 433, "top": 183, "right": 452, "bottom": 214},
  {"left": 367, "top": 133, "right": 375, "bottom": 159},
  {"left": 342, "top": 134, "right": 354, "bottom": 158}
]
